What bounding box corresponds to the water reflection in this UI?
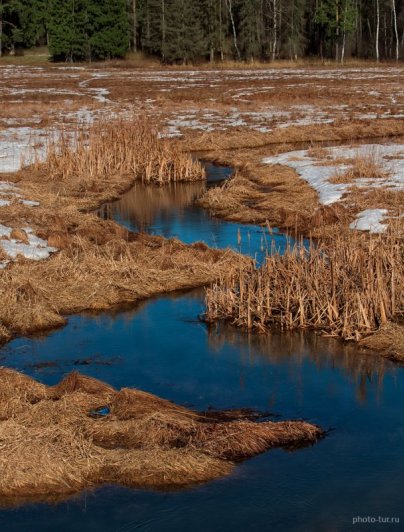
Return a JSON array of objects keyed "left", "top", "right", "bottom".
[
  {"left": 99, "top": 181, "right": 207, "bottom": 233},
  {"left": 1, "top": 164, "right": 403, "bottom": 530},
  {"left": 207, "top": 320, "right": 387, "bottom": 405},
  {"left": 99, "top": 166, "right": 307, "bottom": 264},
  {"left": 2, "top": 289, "right": 391, "bottom": 408}
]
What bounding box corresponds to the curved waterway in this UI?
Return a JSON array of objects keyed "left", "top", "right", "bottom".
[{"left": 0, "top": 165, "right": 403, "bottom": 531}]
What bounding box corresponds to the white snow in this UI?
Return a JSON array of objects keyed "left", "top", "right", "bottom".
[
  {"left": 350, "top": 209, "right": 388, "bottom": 233},
  {"left": 0, "top": 225, "right": 57, "bottom": 264},
  {"left": 0, "top": 127, "right": 48, "bottom": 173},
  {"left": 0, "top": 224, "right": 12, "bottom": 238},
  {"left": 263, "top": 150, "right": 348, "bottom": 204},
  {"left": 0, "top": 178, "right": 41, "bottom": 208},
  {"left": 1, "top": 239, "right": 56, "bottom": 260},
  {"left": 263, "top": 144, "right": 404, "bottom": 205}
]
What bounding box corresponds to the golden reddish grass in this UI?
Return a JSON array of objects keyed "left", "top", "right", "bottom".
[
  {"left": 330, "top": 151, "right": 391, "bottom": 184},
  {"left": 205, "top": 224, "right": 404, "bottom": 355},
  {"left": 35, "top": 116, "right": 204, "bottom": 185},
  {"left": 0, "top": 368, "right": 323, "bottom": 503}
]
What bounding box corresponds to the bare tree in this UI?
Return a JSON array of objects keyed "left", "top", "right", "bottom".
[
  {"left": 391, "top": 0, "right": 399, "bottom": 61},
  {"left": 226, "top": 0, "right": 241, "bottom": 60},
  {"left": 272, "top": 0, "right": 278, "bottom": 61}
]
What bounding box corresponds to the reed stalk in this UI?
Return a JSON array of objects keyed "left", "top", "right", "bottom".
[
  {"left": 35, "top": 116, "right": 204, "bottom": 185},
  {"left": 205, "top": 225, "right": 403, "bottom": 341}
]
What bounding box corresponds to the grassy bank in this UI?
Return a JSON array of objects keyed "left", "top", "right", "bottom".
[
  {"left": 37, "top": 115, "right": 204, "bottom": 185},
  {"left": 0, "top": 368, "right": 323, "bottom": 505},
  {"left": 0, "top": 118, "right": 226, "bottom": 345},
  {"left": 205, "top": 225, "right": 404, "bottom": 360}
]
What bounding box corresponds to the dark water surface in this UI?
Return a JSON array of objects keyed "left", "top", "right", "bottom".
[
  {"left": 0, "top": 165, "right": 403, "bottom": 532},
  {"left": 98, "top": 163, "right": 306, "bottom": 265}
]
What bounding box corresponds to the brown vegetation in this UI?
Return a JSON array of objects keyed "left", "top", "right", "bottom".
[
  {"left": 35, "top": 115, "right": 204, "bottom": 185},
  {"left": 185, "top": 119, "right": 404, "bottom": 152},
  {"left": 0, "top": 368, "right": 323, "bottom": 504},
  {"left": 205, "top": 225, "right": 404, "bottom": 358},
  {"left": 197, "top": 158, "right": 349, "bottom": 233},
  {"left": 0, "top": 211, "right": 245, "bottom": 343},
  {"left": 330, "top": 151, "right": 391, "bottom": 184},
  {"left": 0, "top": 116, "right": 224, "bottom": 344}
]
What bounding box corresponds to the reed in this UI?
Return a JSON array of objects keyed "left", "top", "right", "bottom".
[
  {"left": 205, "top": 224, "right": 404, "bottom": 343},
  {"left": 330, "top": 150, "right": 390, "bottom": 184},
  {"left": 35, "top": 115, "right": 204, "bottom": 185}
]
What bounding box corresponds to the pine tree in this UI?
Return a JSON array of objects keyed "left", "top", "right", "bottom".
[
  {"left": 239, "top": 0, "right": 264, "bottom": 61},
  {"left": 140, "top": 0, "right": 165, "bottom": 57},
  {"left": 19, "top": 0, "right": 48, "bottom": 48},
  {"left": 163, "top": 0, "right": 205, "bottom": 63},
  {"left": 282, "top": 0, "right": 307, "bottom": 59},
  {"left": 0, "top": 0, "right": 24, "bottom": 54},
  {"left": 87, "top": 0, "right": 129, "bottom": 59},
  {"left": 1, "top": 0, "right": 404, "bottom": 63},
  {"left": 48, "top": 0, "right": 89, "bottom": 61},
  {"left": 48, "top": 0, "right": 128, "bottom": 61}
]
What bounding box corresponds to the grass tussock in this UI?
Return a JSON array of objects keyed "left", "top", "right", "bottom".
[
  {"left": 205, "top": 225, "right": 404, "bottom": 349},
  {"left": 330, "top": 151, "right": 391, "bottom": 184},
  {"left": 0, "top": 368, "right": 323, "bottom": 503},
  {"left": 0, "top": 212, "right": 245, "bottom": 342},
  {"left": 34, "top": 116, "right": 204, "bottom": 185}
]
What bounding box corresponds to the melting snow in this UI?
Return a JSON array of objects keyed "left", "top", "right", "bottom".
[
  {"left": 263, "top": 144, "right": 404, "bottom": 205},
  {"left": 0, "top": 127, "right": 48, "bottom": 173},
  {"left": 350, "top": 209, "right": 388, "bottom": 233},
  {"left": 0, "top": 225, "right": 57, "bottom": 263}
]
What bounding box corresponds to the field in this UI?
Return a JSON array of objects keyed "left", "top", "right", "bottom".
[
  {"left": 0, "top": 62, "right": 403, "bottom": 341},
  {"left": 0, "top": 61, "right": 403, "bottom": 502},
  {"left": 1, "top": 63, "right": 403, "bottom": 233}
]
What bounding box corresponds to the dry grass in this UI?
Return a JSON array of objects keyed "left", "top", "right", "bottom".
[
  {"left": 0, "top": 211, "right": 246, "bottom": 341},
  {"left": 34, "top": 115, "right": 204, "bottom": 185},
  {"left": 0, "top": 368, "right": 323, "bottom": 504},
  {"left": 0, "top": 116, "right": 236, "bottom": 343},
  {"left": 197, "top": 161, "right": 349, "bottom": 233},
  {"left": 330, "top": 151, "right": 391, "bottom": 184},
  {"left": 205, "top": 225, "right": 404, "bottom": 353},
  {"left": 359, "top": 322, "right": 404, "bottom": 362},
  {"left": 185, "top": 120, "right": 404, "bottom": 152}
]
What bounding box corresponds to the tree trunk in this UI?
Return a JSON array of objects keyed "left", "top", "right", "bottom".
[
  {"left": 161, "top": 0, "right": 166, "bottom": 61},
  {"left": 335, "top": 1, "right": 340, "bottom": 62},
  {"left": 341, "top": 29, "right": 346, "bottom": 64},
  {"left": 272, "top": 0, "right": 277, "bottom": 62},
  {"left": 391, "top": 0, "right": 399, "bottom": 61},
  {"left": 0, "top": 0, "right": 3, "bottom": 59},
  {"left": 132, "top": 0, "right": 137, "bottom": 53},
  {"left": 226, "top": 0, "right": 241, "bottom": 60},
  {"left": 375, "top": 0, "right": 380, "bottom": 62}
]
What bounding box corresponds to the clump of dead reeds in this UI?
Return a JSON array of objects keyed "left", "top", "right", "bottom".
[
  {"left": 330, "top": 150, "right": 390, "bottom": 184},
  {"left": 34, "top": 115, "right": 204, "bottom": 185},
  {"left": 0, "top": 368, "right": 323, "bottom": 503},
  {"left": 205, "top": 224, "right": 404, "bottom": 343}
]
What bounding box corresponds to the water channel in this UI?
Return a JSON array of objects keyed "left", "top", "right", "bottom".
[{"left": 0, "top": 164, "right": 402, "bottom": 531}]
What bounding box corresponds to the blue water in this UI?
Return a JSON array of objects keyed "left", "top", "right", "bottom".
[
  {"left": 98, "top": 163, "right": 307, "bottom": 265},
  {"left": 0, "top": 165, "right": 403, "bottom": 531}
]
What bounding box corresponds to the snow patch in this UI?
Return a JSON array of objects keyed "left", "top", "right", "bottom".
[
  {"left": 350, "top": 209, "right": 388, "bottom": 234},
  {"left": 0, "top": 127, "right": 48, "bottom": 173},
  {"left": 0, "top": 225, "right": 57, "bottom": 264},
  {"left": 263, "top": 144, "right": 404, "bottom": 205}
]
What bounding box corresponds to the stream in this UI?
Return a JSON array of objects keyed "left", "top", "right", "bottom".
[{"left": 0, "top": 164, "right": 403, "bottom": 531}]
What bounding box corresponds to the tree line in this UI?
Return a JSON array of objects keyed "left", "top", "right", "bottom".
[{"left": 0, "top": 0, "right": 403, "bottom": 63}]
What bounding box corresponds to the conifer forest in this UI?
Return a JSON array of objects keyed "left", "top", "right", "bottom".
[{"left": 0, "top": 0, "right": 403, "bottom": 63}]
